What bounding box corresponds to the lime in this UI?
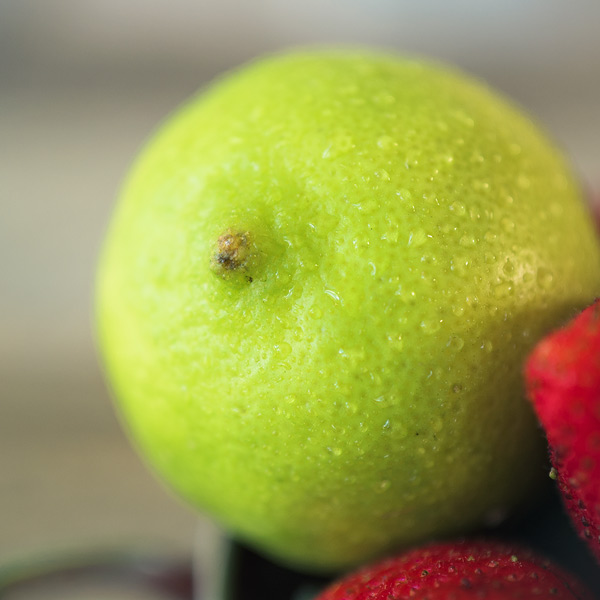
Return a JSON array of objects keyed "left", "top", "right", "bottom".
[{"left": 96, "top": 48, "right": 600, "bottom": 572}]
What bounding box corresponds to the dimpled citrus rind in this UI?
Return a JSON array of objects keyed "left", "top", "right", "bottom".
[{"left": 96, "top": 48, "right": 600, "bottom": 572}]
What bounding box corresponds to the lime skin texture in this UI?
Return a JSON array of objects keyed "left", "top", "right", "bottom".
[{"left": 96, "top": 48, "right": 600, "bottom": 573}]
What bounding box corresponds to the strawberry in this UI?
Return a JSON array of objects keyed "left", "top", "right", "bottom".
[
  {"left": 525, "top": 299, "right": 600, "bottom": 564},
  {"left": 314, "top": 540, "right": 592, "bottom": 600}
]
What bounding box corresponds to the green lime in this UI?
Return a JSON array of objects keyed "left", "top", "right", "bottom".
[{"left": 96, "top": 48, "right": 600, "bottom": 572}]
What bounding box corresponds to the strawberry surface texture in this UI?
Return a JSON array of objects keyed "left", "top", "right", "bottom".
[
  {"left": 314, "top": 540, "right": 593, "bottom": 599},
  {"left": 526, "top": 299, "right": 600, "bottom": 564}
]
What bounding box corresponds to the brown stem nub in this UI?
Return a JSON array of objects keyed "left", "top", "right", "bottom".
[{"left": 211, "top": 229, "right": 253, "bottom": 278}]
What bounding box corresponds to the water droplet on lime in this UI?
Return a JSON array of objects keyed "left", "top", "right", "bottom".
[{"left": 536, "top": 267, "right": 554, "bottom": 288}]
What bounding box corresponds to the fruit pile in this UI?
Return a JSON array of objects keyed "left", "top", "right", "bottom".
[{"left": 96, "top": 49, "right": 600, "bottom": 597}]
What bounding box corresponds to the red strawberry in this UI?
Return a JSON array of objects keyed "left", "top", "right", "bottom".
[
  {"left": 525, "top": 300, "right": 600, "bottom": 564},
  {"left": 314, "top": 540, "right": 592, "bottom": 600}
]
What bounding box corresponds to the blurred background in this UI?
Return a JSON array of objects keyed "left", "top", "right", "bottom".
[{"left": 1, "top": 0, "right": 600, "bottom": 594}]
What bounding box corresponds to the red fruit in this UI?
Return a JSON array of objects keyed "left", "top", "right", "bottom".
[
  {"left": 526, "top": 300, "right": 600, "bottom": 563},
  {"left": 314, "top": 540, "right": 592, "bottom": 600}
]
